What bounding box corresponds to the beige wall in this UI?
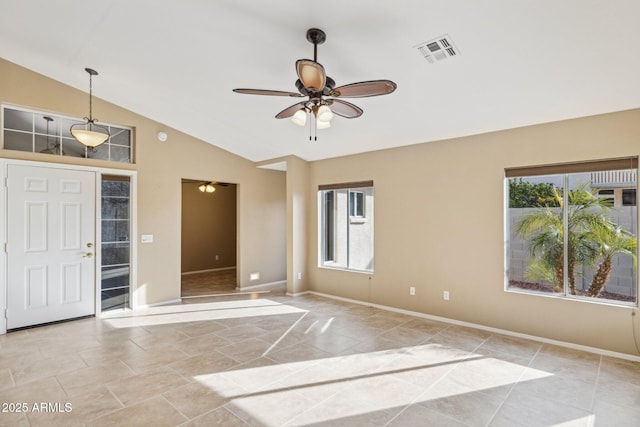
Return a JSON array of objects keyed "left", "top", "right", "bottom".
[
  {"left": 4, "top": 57, "right": 640, "bottom": 356},
  {"left": 0, "top": 58, "right": 286, "bottom": 306},
  {"left": 285, "top": 156, "right": 310, "bottom": 295},
  {"left": 181, "top": 181, "right": 237, "bottom": 273},
  {"left": 307, "top": 109, "right": 640, "bottom": 356}
]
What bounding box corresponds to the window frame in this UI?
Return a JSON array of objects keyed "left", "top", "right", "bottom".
[
  {"left": 319, "top": 181, "right": 374, "bottom": 273},
  {"left": 349, "top": 190, "right": 365, "bottom": 218},
  {"left": 1, "top": 104, "right": 133, "bottom": 164},
  {"left": 505, "top": 157, "right": 638, "bottom": 307}
]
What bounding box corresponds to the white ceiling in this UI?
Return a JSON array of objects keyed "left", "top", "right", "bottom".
[{"left": 1, "top": 1, "right": 639, "bottom": 163}]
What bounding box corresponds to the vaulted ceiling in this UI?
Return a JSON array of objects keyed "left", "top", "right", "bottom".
[{"left": 1, "top": 1, "right": 639, "bottom": 162}]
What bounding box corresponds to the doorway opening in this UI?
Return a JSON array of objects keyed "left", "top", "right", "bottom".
[{"left": 181, "top": 179, "right": 237, "bottom": 297}]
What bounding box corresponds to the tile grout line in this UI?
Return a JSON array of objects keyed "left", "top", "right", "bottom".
[
  {"left": 589, "top": 354, "right": 603, "bottom": 413},
  {"left": 383, "top": 339, "right": 485, "bottom": 427},
  {"left": 483, "top": 341, "right": 544, "bottom": 427},
  {"left": 158, "top": 394, "right": 189, "bottom": 423}
]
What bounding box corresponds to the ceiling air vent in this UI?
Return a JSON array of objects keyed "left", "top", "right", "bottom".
[{"left": 415, "top": 35, "right": 459, "bottom": 64}]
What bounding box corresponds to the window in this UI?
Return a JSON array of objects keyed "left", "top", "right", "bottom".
[
  {"left": 598, "top": 189, "right": 615, "bottom": 204},
  {"left": 506, "top": 158, "right": 638, "bottom": 306},
  {"left": 319, "top": 181, "right": 374, "bottom": 272},
  {"left": 623, "top": 189, "right": 636, "bottom": 206},
  {"left": 2, "top": 105, "right": 133, "bottom": 163},
  {"left": 349, "top": 191, "right": 365, "bottom": 217},
  {"left": 101, "top": 175, "right": 131, "bottom": 311}
]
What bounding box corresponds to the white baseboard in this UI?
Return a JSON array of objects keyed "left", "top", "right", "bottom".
[
  {"left": 303, "top": 290, "right": 640, "bottom": 363},
  {"left": 286, "top": 291, "right": 311, "bottom": 297},
  {"left": 238, "top": 280, "right": 286, "bottom": 291},
  {"left": 181, "top": 266, "right": 236, "bottom": 276}
]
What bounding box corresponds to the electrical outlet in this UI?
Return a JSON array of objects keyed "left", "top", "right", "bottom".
[
  {"left": 215, "top": 255, "right": 219, "bottom": 261},
  {"left": 443, "top": 291, "right": 450, "bottom": 300},
  {"left": 409, "top": 286, "right": 416, "bottom": 296},
  {"left": 298, "top": 272, "right": 302, "bottom": 280}
]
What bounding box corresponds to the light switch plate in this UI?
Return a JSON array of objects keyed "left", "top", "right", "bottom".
[{"left": 141, "top": 234, "right": 154, "bottom": 243}]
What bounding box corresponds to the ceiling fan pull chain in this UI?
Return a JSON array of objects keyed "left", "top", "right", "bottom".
[{"left": 314, "top": 112, "right": 318, "bottom": 141}]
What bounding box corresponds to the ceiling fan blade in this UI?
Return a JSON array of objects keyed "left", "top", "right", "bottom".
[
  {"left": 233, "top": 88, "right": 303, "bottom": 97},
  {"left": 327, "top": 99, "right": 363, "bottom": 119},
  {"left": 331, "top": 80, "right": 397, "bottom": 98},
  {"left": 296, "top": 60, "right": 326, "bottom": 91},
  {"left": 275, "top": 102, "right": 307, "bottom": 119}
]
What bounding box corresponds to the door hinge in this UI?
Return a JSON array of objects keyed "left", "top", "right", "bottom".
[{"left": 3, "top": 242, "right": 6, "bottom": 253}]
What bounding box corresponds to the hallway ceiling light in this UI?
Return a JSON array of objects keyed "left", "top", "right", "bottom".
[
  {"left": 198, "top": 182, "right": 216, "bottom": 193},
  {"left": 70, "top": 68, "right": 110, "bottom": 148}
]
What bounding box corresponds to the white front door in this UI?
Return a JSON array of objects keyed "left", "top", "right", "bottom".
[{"left": 7, "top": 165, "right": 96, "bottom": 329}]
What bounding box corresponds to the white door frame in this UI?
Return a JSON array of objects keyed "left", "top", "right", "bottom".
[{"left": 0, "top": 159, "right": 137, "bottom": 334}]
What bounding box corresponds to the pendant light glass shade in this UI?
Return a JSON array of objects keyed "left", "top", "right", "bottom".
[
  {"left": 70, "top": 125, "right": 110, "bottom": 147},
  {"left": 71, "top": 68, "right": 110, "bottom": 148}
]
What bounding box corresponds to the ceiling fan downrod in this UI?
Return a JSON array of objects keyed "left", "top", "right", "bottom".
[{"left": 306, "top": 28, "right": 326, "bottom": 62}]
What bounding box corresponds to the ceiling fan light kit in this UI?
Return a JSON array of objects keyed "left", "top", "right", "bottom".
[
  {"left": 70, "top": 68, "right": 111, "bottom": 148},
  {"left": 233, "top": 28, "right": 397, "bottom": 140},
  {"left": 292, "top": 109, "right": 307, "bottom": 126}
]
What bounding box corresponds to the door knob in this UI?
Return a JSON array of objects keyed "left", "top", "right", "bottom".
[
  {"left": 83, "top": 252, "right": 93, "bottom": 258},
  {"left": 87, "top": 243, "right": 93, "bottom": 248}
]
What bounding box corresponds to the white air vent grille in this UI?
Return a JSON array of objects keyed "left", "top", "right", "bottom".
[{"left": 415, "top": 35, "right": 459, "bottom": 64}]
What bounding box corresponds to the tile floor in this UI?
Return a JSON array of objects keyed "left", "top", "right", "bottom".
[
  {"left": 181, "top": 269, "right": 237, "bottom": 297},
  {"left": 1, "top": 288, "right": 640, "bottom": 426}
]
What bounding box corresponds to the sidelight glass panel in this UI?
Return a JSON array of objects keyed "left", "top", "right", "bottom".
[{"left": 101, "top": 176, "right": 131, "bottom": 311}]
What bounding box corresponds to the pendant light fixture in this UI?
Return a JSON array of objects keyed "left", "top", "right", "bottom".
[{"left": 70, "top": 68, "right": 110, "bottom": 148}]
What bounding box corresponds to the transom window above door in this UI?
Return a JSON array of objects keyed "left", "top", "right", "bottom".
[{"left": 2, "top": 105, "right": 133, "bottom": 164}]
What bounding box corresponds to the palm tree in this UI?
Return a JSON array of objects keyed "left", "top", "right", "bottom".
[
  {"left": 585, "top": 224, "right": 637, "bottom": 298},
  {"left": 517, "top": 183, "right": 611, "bottom": 294}
]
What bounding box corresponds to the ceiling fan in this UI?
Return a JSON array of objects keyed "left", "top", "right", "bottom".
[{"left": 233, "top": 28, "right": 397, "bottom": 139}]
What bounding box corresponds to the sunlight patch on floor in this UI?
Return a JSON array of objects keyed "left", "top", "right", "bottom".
[
  {"left": 193, "top": 345, "right": 555, "bottom": 425},
  {"left": 101, "top": 299, "right": 308, "bottom": 328}
]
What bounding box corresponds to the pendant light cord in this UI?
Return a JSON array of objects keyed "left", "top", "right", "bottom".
[{"left": 88, "top": 72, "right": 94, "bottom": 121}]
